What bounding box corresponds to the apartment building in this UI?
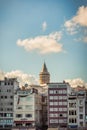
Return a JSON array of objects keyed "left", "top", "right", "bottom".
[
  {"left": 85, "top": 90, "right": 87, "bottom": 127},
  {"left": 14, "top": 87, "right": 42, "bottom": 129},
  {"left": 47, "top": 81, "right": 71, "bottom": 130},
  {"left": 68, "top": 92, "right": 78, "bottom": 129},
  {"left": 0, "top": 77, "right": 19, "bottom": 129},
  {"left": 77, "top": 91, "right": 86, "bottom": 128}
]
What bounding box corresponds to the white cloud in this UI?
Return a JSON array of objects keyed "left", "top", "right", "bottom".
[
  {"left": 64, "top": 6, "right": 87, "bottom": 34},
  {"left": 0, "top": 70, "right": 38, "bottom": 86},
  {"left": 65, "top": 78, "right": 87, "bottom": 88},
  {"left": 17, "top": 31, "right": 63, "bottom": 54},
  {"left": 42, "top": 21, "right": 47, "bottom": 31}
]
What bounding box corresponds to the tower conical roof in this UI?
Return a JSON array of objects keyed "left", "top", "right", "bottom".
[{"left": 41, "top": 62, "right": 48, "bottom": 72}]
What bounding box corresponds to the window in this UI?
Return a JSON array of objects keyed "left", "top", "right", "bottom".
[
  {"left": 54, "top": 108, "right": 58, "bottom": 111},
  {"left": 63, "top": 90, "right": 67, "bottom": 94},
  {"left": 50, "top": 108, "right": 53, "bottom": 111},
  {"left": 0, "top": 108, "right": 3, "bottom": 111},
  {"left": 25, "top": 114, "right": 32, "bottom": 117},
  {"left": 69, "top": 118, "right": 77, "bottom": 123},
  {"left": 50, "top": 119, "right": 58, "bottom": 123},
  {"left": 1, "top": 96, "right": 3, "bottom": 99},
  {"left": 54, "top": 90, "right": 58, "bottom": 94},
  {"left": 79, "top": 107, "right": 83, "bottom": 112},
  {"left": 59, "top": 119, "right": 63, "bottom": 123},
  {"left": 59, "top": 90, "right": 62, "bottom": 94},
  {"left": 5, "top": 82, "right": 7, "bottom": 85},
  {"left": 50, "top": 113, "right": 58, "bottom": 117},
  {"left": 11, "top": 82, "right": 13, "bottom": 85},
  {"left": 54, "top": 96, "right": 58, "bottom": 100},
  {"left": 59, "top": 102, "right": 62, "bottom": 105},
  {"left": 49, "top": 96, "right": 53, "bottom": 100},
  {"left": 5, "top": 96, "right": 7, "bottom": 99},
  {"left": 62, "top": 96, "right": 67, "bottom": 99},
  {"left": 17, "top": 106, "right": 22, "bottom": 109},
  {"left": 79, "top": 114, "right": 83, "bottom": 119},
  {"left": 10, "top": 96, "right": 13, "bottom": 99},
  {"left": 54, "top": 102, "right": 58, "bottom": 105},
  {"left": 49, "top": 90, "right": 53, "bottom": 94},
  {"left": 59, "top": 96, "right": 62, "bottom": 99},
  {"left": 62, "top": 108, "right": 67, "bottom": 111},
  {"left": 79, "top": 100, "right": 83, "bottom": 105},
  {"left": 63, "top": 114, "right": 67, "bottom": 117},
  {"left": 80, "top": 122, "right": 83, "bottom": 126},
  {"left": 10, "top": 102, "right": 13, "bottom": 105},
  {"left": 59, "top": 108, "right": 62, "bottom": 111},
  {"left": 69, "top": 103, "right": 76, "bottom": 108},
  {"left": 69, "top": 110, "right": 76, "bottom": 115},
  {"left": 16, "top": 114, "right": 22, "bottom": 118},
  {"left": 0, "top": 113, "right": 3, "bottom": 117},
  {"left": 62, "top": 102, "right": 67, "bottom": 105},
  {"left": 50, "top": 102, "right": 53, "bottom": 106}
]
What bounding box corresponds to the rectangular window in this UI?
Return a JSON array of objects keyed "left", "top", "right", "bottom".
[
  {"left": 80, "top": 122, "right": 83, "bottom": 126},
  {"left": 79, "top": 114, "right": 83, "bottom": 119},
  {"left": 79, "top": 100, "right": 83, "bottom": 105},
  {"left": 50, "top": 119, "right": 58, "bottom": 123},
  {"left": 59, "top": 90, "right": 62, "bottom": 94},
  {"left": 16, "top": 114, "right": 22, "bottom": 118},
  {"left": 59, "top": 102, "right": 62, "bottom": 105},
  {"left": 50, "top": 102, "right": 54, "bottom": 106},
  {"left": 5, "top": 96, "right": 7, "bottom": 99},
  {"left": 25, "top": 114, "right": 32, "bottom": 117},
  {"left": 59, "top": 119, "right": 63, "bottom": 123},
  {"left": 50, "top": 108, "right": 53, "bottom": 111},
  {"left": 54, "top": 90, "right": 58, "bottom": 94},
  {"left": 59, "top": 96, "right": 62, "bottom": 99},
  {"left": 10, "top": 96, "right": 13, "bottom": 99},
  {"left": 59, "top": 108, "right": 62, "bottom": 111},
  {"left": 62, "top": 102, "right": 67, "bottom": 105},
  {"left": 79, "top": 107, "right": 83, "bottom": 112},
  {"left": 54, "top": 102, "right": 58, "bottom": 105},
  {"left": 0, "top": 113, "right": 3, "bottom": 117},
  {"left": 54, "top": 96, "right": 58, "bottom": 100},
  {"left": 49, "top": 90, "right": 54, "bottom": 94},
  {"left": 1, "top": 96, "right": 3, "bottom": 99},
  {"left": 54, "top": 108, "right": 58, "bottom": 111},
  {"left": 49, "top": 96, "right": 53, "bottom": 100}
]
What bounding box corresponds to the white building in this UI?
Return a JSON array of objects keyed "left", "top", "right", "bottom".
[
  {"left": 14, "top": 87, "right": 42, "bottom": 128},
  {"left": 77, "top": 91, "right": 86, "bottom": 128},
  {"left": 68, "top": 92, "right": 78, "bottom": 129},
  {"left": 0, "top": 78, "right": 19, "bottom": 129},
  {"left": 68, "top": 90, "right": 86, "bottom": 129}
]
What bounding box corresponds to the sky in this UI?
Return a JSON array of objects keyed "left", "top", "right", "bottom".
[{"left": 0, "top": 0, "right": 87, "bottom": 86}]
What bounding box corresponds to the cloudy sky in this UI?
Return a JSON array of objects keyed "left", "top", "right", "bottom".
[{"left": 0, "top": 0, "right": 87, "bottom": 86}]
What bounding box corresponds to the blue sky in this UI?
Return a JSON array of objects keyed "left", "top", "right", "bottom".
[{"left": 0, "top": 0, "right": 87, "bottom": 84}]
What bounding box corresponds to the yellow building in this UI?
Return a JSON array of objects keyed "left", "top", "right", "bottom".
[{"left": 39, "top": 62, "right": 50, "bottom": 85}]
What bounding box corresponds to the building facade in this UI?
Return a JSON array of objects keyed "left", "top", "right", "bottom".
[
  {"left": 68, "top": 92, "right": 78, "bottom": 129},
  {"left": 47, "top": 81, "right": 71, "bottom": 129},
  {"left": 14, "top": 87, "right": 42, "bottom": 129},
  {"left": 77, "top": 91, "right": 86, "bottom": 128},
  {"left": 0, "top": 78, "right": 19, "bottom": 129}
]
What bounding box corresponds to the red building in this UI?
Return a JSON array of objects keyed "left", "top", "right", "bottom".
[{"left": 48, "top": 81, "right": 71, "bottom": 129}]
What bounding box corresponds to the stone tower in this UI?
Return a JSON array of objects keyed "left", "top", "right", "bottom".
[{"left": 39, "top": 62, "right": 50, "bottom": 85}]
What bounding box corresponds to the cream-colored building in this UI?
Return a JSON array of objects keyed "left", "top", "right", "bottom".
[
  {"left": 68, "top": 92, "right": 78, "bottom": 129},
  {"left": 14, "top": 87, "right": 42, "bottom": 128},
  {"left": 39, "top": 62, "right": 50, "bottom": 85}
]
